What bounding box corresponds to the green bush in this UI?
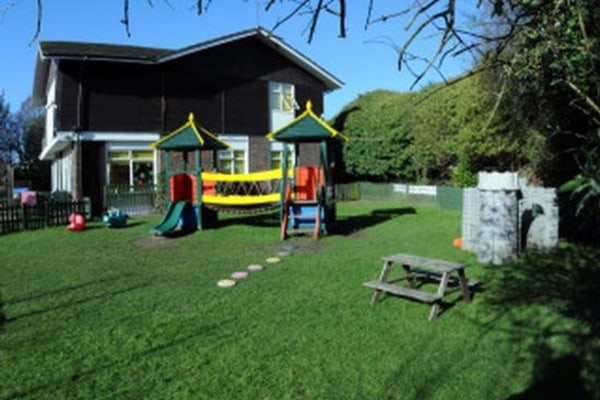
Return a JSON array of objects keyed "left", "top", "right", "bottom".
[{"left": 451, "top": 155, "right": 478, "bottom": 188}]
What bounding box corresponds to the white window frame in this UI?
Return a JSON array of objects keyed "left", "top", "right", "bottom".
[
  {"left": 269, "top": 82, "right": 297, "bottom": 131},
  {"left": 270, "top": 82, "right": 296, "bottom": 112},
  {"left": 269, "top": 141, "right": 295, "bottom": 170},
  {"left": 216, "top": 135, "right": 248, "bottom": 174},
  {"left": 106, "top": 142, "right": 157, "bottom": 186}
]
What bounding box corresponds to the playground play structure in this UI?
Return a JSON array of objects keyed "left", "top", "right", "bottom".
[{"left": 150, "top": 101, "right": 346, "bottom": 239}]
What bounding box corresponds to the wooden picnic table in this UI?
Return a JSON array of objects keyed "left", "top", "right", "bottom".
[{"left": 364, "top": 253, "right": 477, "bottom": 321}]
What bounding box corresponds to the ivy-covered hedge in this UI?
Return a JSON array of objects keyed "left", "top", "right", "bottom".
[{"left": 332, "top": 74, "right": 533, "bottom": 185}]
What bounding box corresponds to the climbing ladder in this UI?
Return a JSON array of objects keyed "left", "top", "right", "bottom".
[{"left": 281, "top": 166, "right": 325, "bottom": 240}]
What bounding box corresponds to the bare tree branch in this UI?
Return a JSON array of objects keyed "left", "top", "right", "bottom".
[
  {"left": 307, "top": 0, "right": 324, "bottom": 43},
  {"left": 567, "top": 80, "right": 600, "bottom": 119},
  {"left": 265, "top": 0, "right": 276, "bottom": 12},
  {"left": 121, "top": 0, "right": 131, "bottom": 37},
  {"left": 365, "top": 0, "right": 375, "bottom": 30},
  {"left": 271, "top": 1, "right": 310, "bottom": 34},
  {"left": 28, "top": 0, "right": 42, "bottom": 46},
  {"left": 404, "top": 0, "right": 440, "bottom": 31},
  {"left": 337, "top": 0, "right": 346, "bottom": 38},
  {"left": 410, "top": 66, "right": 488, "bottom": 106}
]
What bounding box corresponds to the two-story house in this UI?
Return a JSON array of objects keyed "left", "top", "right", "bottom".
[{"left": 32, "top": 27, "right": 343, "bottom": 215}]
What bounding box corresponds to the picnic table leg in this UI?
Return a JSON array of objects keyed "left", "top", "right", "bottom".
[
  {"left": 428, "top": 271, "right": 450, "bottom": 321},
  {"left": 457, "top": 268, "right": 472, "bottom": 303},
  {"left": 371, "top": 260, "right": 394, "bottom": 305},
  {"left": 402, "top": 263, "right": 417, "bottom": 288}
]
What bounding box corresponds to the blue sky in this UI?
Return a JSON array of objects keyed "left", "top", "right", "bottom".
[{"left": 0, "top": 1, "right": 476, "bottom": 119}]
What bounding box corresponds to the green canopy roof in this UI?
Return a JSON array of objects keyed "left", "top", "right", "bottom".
[
  {"left": 152, "top": 113, "right": 230, "bottom": 151},
  {"left": 266, "top": 101, "right": 347, "bottom": 143}
]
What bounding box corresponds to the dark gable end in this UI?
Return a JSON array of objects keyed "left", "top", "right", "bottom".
[{"left": 33, "top": 27, "right": 343, "bottom": 133}]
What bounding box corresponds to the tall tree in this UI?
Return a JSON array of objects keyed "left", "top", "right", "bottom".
[
  {"left": 0, "top": 93, "right": 18, "bottom": 202},
  {"left": 336, "top": 90, "right": 415, "bottom": 182},
  {"left": 0, "top": 93, "right": 19, "bottom": 166},
  {"left": 15, "top": 98, "right": 49, "bottom": 190}
]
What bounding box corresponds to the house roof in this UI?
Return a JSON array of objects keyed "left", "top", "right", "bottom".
[
  {"left": 267, "top": 101, "right": 347, "bottom": 143},
  {"left": 152, "top": 113, "right": 230, "bottom": 151},
  {"left": 33, "top": 27, "right": 343, "bottom": 105},
  {"left": 38, "top": 41, "right": 171, "bottom": 62}
]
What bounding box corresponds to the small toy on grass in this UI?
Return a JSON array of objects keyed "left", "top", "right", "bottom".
[
  {"left": 452, "top": 237, "right": 463, "bottom": 249},
  {"left": 68, "top": 213, "right": 85, "bottom": 231},
  {"left": 103, "top": 208, "right": 129, "bottom": 228}
]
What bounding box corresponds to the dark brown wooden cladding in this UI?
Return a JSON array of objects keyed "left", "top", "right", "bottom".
[
  {"left": 85, "top": 63, "right": 162, "bottom": 131},
  {"left": 55, "top": 36, "right": 326, "bottom": 134},
  {"left": 81, "top": 141, "right": 105, "bottom": 216}
]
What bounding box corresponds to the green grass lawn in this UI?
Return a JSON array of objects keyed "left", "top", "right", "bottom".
[{"left": 1, "top": 201, "right": 598, "bottom": 399}]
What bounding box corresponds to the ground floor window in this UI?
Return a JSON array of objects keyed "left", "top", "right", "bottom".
[
  {"left": 51, "top": 149, "right": 73, "bottom": 192},
  {"left": 107, "top": 145, "right": 155, "bottom": 187},
  {"left": 217, "top": 135, "right": 248, "bottom": 174},
  {"left": 270, "top": 142, "right": 294, "bottom": 170}
]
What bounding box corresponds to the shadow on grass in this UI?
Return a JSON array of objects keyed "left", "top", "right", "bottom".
[
  {"left": 480, "top": 244, "right": 600, "bottom": 399},
  {"left": 103, "top": 220, "right": 146, "bottom": 229},
  {"left": 5, "top": 273, "right": 137, "bottom": 305},
  {"left": 5, "top": 317, "right": 236, "bottom": 399},
  {"left": 6, "top": 280, "right": 154, "bottom": 323},
  {"left": 216, "top": 206, "right": 417, "bottom": 235},
  {"left": 334, "top": 207, "right": 416, "bottom": 236},
  {"left": 217, "top": 209, "right": 280, "bottom": 228},
  {"left": 0, "top": 293, "right": 5, "bottom": 333}
]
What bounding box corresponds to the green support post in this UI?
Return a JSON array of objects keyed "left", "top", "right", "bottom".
[
  {"left": 165, "top": 152, "right": 171, "bottom": 209},
  {"left": 195, "top": 149, "right": 202, "bottom": 229}
]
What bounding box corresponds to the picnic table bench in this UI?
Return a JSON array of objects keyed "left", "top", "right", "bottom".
[{"left": 364, "top": 253, "right": 478, "bottom": 321}]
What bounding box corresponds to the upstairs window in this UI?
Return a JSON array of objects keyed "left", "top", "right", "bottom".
[{"left": 270, "top": 82, "right": 295, "bottom": 112}]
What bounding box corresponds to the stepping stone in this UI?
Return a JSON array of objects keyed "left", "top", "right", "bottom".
[
  {"left": 217, "top": 279, "right": 237, "bottom": 288},
  {"left": 231, "top": 271, "right": 249, "bottom": 280}
]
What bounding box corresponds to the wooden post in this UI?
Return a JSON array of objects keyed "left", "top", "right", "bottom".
[
  {"left": 402, "top": 264, "right": 417, "bottom": 288},
  {"left": 429, "top": 272, "right": 450, "bottom": 321},
  {"left": 457, "top": 268, "right": 472, "bottom": 303},
  {"left": 165, "top": 152, "right": 171, "bottom": 208},
  {"left": 371, "top": 260, "right": 393, "bottom": 305},
  {"left": 196, "top": 149, "right": 203, "bottom": 229}
]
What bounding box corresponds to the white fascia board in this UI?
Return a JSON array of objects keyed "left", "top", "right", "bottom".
[
  {"left": 257, "top": 31, "right": 344, "bottom": 91},
  {"left": 159, "top": 28, "right": 343, "bottom": 92},
  {"left": 79, "top": 132, "right": 161, "bottom": 142},
  {"left": 39, "top": 132, "right": 73, "bottom": 161}
]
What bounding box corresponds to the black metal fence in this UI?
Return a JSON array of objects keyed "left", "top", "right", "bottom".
[{"left": 0, "top": 200, "right": 88, "bottom": 235}]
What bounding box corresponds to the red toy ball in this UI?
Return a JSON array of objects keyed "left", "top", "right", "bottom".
[{"left": 68, "top": 213, "right": 86, "bottom": 231}]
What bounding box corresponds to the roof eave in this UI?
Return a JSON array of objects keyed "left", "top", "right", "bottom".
[
  {"left": 255, "top": 29, "right": 344, "bottom": 92},
  {"left": 32, "top": 47, "right": 50, "bottom": 106},
  {"left": 158, "top": 27, "right": 344, "bottom": 92}
]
